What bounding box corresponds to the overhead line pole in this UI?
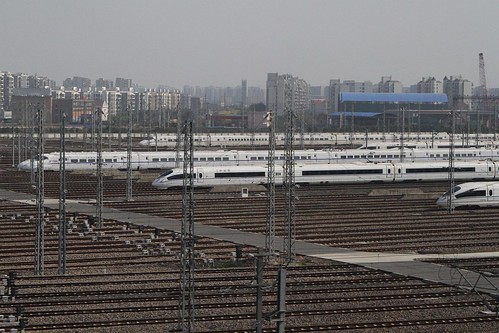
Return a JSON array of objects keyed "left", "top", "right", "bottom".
[
  {"left": 126, "top": 105, "right": 133, "bottom": 202},
  {"left": 35, "top": 107, "right": 45, "bottom": 275},
  {"left": 58, "top": 109, "right": 67, "bottom": 274},
  {"left": 179, "top": 121, "right": 195, "bottom": 332},
  {"left": 96, "top": 108, "right": 104, "bottom": 228}
]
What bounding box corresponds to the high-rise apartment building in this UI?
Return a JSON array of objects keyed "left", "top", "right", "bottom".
[
  {"left": 96, "top": 78, "right": 114, "bottom": 89},
  {"left": 241, "top": 80, "right": 247, "bottom": 108},
  {"left": 266, "top": 73, "right": 310, "bottom": 116},
  {"left": 1, "top": 72, "right": 14, "bottom": 112},
  {"left": 327, "top": 79, "right": 373, "bottom": 112},
  {"left": 63, "top": 76, "right": 92, "bottom": 91},
  {"left": 115, "top": 77, "right": 133, "bottom": 90},
  {"left": 417, "top": 76, "right": 443, "bottom": 93},
  {"left": 309, "top": 86, "right": 324, "bottom": 99},
  {"left": 377, "top": 76, "right": 403, "bottom": 93},
  {"left": 0, "top": 73, "right": 4, "bottom": 113},
  {"left": 443, "top": 75, "right": 473, "bottom": 110}
]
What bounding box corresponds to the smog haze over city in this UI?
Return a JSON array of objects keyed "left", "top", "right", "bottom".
[{"left": 2, "top": 0, "right": 499, "bottom": 89}]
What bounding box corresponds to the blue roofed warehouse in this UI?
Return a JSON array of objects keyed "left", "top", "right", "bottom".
[{"left": 329, "top": 92, "right": 451, "bottom": 132}]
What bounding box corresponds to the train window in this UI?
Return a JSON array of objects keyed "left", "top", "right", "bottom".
[
  {"left": 258, "top": 157, "right": 265, "bottom": 160},
  {"left": 153, "top": 158, "right": 159, "bottom": 162},
  {"left": 456, "top": 190, "right": 486, "bottom": 198},
  {"left": 208, "top": 158, "right": 214, "bottom": 161},
  {"left": 105, "top": 159, "right": 113, "bottom": 163},
  {"left": 398, "top": 168, "right": 401, "bottom": 174},
  {"left": 388, "top": 169, "right": 391, "bottom": 174},
  {"left": 168, "top": 173, "right": 196, "bottom": 180},
  {"left": 223, "top": 157, "right": 229, "bottom": 161},
  {"left": 215, "top": 157, "right": 221, "bottom": 161},
  {"left": 303, "top": 169, "right": 383, "bottom": 175},
  {"left": 200, "top": 158, "right": 206, "bottom": 161},
  {"left": 168, "top": 158, "right": 175, "bottom": 162},
  {"left": 79, "top": 159, "right": 86, "bottom": 163},
  {"left": 251, "top": 157, "right": 257, "bottom": 160},
  {"left": 199, "top": 173, "right": 203, "bottom": 178},
  {"left": 490, "top": 190, "right": 493, "bottom": 196},
  {"left": 71, "top": 159, "right": 78, "bottom": 163},
  {"left": 193, "top": 158, "right": 199, "bottom": 161},
  {"left": 215, "top": 171, "right": 265, "bottom": 178}
]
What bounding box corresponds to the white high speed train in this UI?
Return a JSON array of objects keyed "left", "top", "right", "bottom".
[
  {"left": 17, "top": 147, "right": 499, "bottom": 172},
  {"left": 152, "top": 160, "right": 498, "bottom": 189},
  {"left": 436, "top": 181, "right": 499, "bottom": 209},
  {"left": 139, "top": 132, "right": 499, "bottom": 148}
]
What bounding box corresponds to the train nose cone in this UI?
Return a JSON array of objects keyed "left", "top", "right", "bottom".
[
  {"left": 436, "top": 195, "right": 449, "bottom": 208},
  {"left": 152, "top": 177, "right": 163, "bottom": 188},
  {"left": 17, "top": 161, "right": 30, "bottom": 171}
]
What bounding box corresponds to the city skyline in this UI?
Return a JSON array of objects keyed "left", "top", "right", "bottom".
[{"left": 2, "top": 0, "right": 499, "bottom": 89}]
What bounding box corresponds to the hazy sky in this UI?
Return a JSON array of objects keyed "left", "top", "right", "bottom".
[{"left": 2, "top": 0, "right": 499, "bottom": 89}]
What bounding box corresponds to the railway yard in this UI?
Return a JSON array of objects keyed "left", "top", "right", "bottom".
[{"left": 1, "top": 138, "right": 499, "bottom": 332}]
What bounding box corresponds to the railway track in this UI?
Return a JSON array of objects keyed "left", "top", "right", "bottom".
[{"left": 1, "top": 139, "right": 499, "bottom": 332}]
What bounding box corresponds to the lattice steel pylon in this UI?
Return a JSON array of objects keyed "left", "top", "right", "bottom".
[
  {"left": 283, "top": 79, "right": 296, "bottom": 264},
  {"left": 447, "top": 110, "right": 456, "bottom": 214},
  {"left": 477, "top": 53, "right": 487, "bottom": 146},
  {"left": 175, "top": 104, "right": 181, "bottom": 168},
  {"left": 29, "top": 104, "right": 36, "bottom": 185},
  {"left": 479, "top": 53, "right": 487, "bottom": 97},
  {"left": 265, "top": 111, "right": 276, "bottom": 257},
  {"left": 179, "top": 121, "right": 195, "bottom": 332},
  {"left": 58, "top": 110, "right": 67, "bottom": 275},
  {"left": 126, "top": 105, "right": 133, "bottom": 202},
  {"left": 96, "top": 108, "right": 104, "bottom": 228},
  {"left": 35, "top": 107, "right": 45, "bottom": 275}
]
